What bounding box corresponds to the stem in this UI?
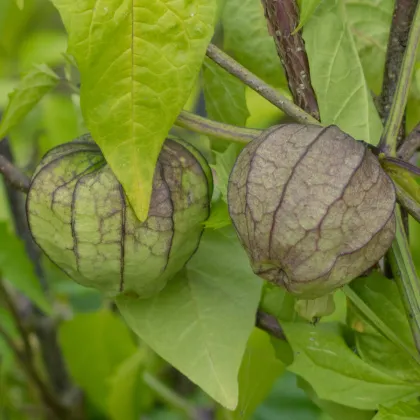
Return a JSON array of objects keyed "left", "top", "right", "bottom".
[
  {"left": 261, "top": 0, "right": 319, "bottom": 119},
  {"left": 0, "top": 281, "right": 33, "bottom": 361},
  {"left": 379, "top": 1, "right": 420, "bottom": 155},
  {"left": 176, "top": 110, "right": 260, "bottom": 143},
  {"left": 143, "top": 372, "right": 198, "bottom": 420},
  {"left": 343, "top": 284, "right": 420, "bottom": 366},
  {"left": 206, "top": 44, "right": 320, "bottom": 125},
  {"left": 396, "top": 182, "right": 420, "bottom": 224},
  {"left": 0, "top": 322, "right": 68, "bottom": 418},
  {"left": 0, "top": 139, "right": 82, "bottom": 416},
  {"left": 0, "top": 154, "right": 30, "bottom": 193},
  {"left": 379, "top": 0, "right": 418, "bottom": 140},
  {"left": 256, "top": 310, "right": 286, "bottom": 340},
  {"left": 398, "top": 121, "right": 420, "bottom": 160},
  {"left": 389, "top": 206, "right": 420, "bottom": 354}
]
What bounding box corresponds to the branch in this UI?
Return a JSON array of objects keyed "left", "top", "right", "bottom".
[
  {"left": 389, "top": 206, "right": 420, "bottom": 354},
  {"left": 0, "top": 321, "right": 69, "bottom": 419},
  {"left": 398, "top": 121, "right": 420, "bottom": 160},
  {"left": 143, "top": 372, "right": 200, "bottom": 420},
  {"left": 256, "top": 310, "right": 286, "bottom": 340},
  {"left": 176, "top": 110, "right": 261, "bottom": 143},
  {"left": 379, "top": 1, "right": 420, "bottom": 155},
  {"left": 0, "top": 281, "right": 33, "bottom": 361},
  {"left": 0, "top": 139, "right": 83, "bottom": 417},
  {"left": 0, "top": 154, "right": 30, "bottom": 193},
  {"left": 206, "top": 43, "right": 320, "bottom": 125},
  {"left": 395, "top": 182, "right": 420, "bottom": 224},
  {"left": 261, "top": 0, "right": 320, "bottom": 120},
  {"left": 379, "top": 0, "right": 418, "bottom": 139}
]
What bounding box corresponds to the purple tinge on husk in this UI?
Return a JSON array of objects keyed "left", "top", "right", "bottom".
[{"left": 228, "top": 124, "right": 396, "bottom": 299}]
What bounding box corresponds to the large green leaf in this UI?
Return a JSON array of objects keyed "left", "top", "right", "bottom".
[
  {"left": 58, "top": 310, "right": 136, "bottom": 412},
  {"left": 303, "top": 0, "right": 382, "bottom": 144},
  {"left": 283, "top": 322, "right": 419, "bottom": 410},
  {"left": 0, "top": 223, "right": 51, "bottom": 314},
  {"left": 222, "top": 0, "right": 285, "bottom": 87},
  {"left": 202, "top": 57, "right": 249, "bottom": 127},
  {"left": 374, "top": 400, "right": 420, "bottom": 420},
  {"left": 233, "top": 328, "right": 284, "bottom": 419},
  {"left": 344, "top": 0, "right": 393, "bottom": 94},
  {"left": 348, "top": 273, "right": 420, "bottom": 383},
  {"left": 51, "top": 0, "right": 216, "bottom": 221},
  {"left": 117, "top": 227, "right": 263, "bottom": 410},
  {"left": 0, "top": 64, "right": 59, "bottom": 138}
]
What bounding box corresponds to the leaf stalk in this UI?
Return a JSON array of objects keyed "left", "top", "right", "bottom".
[{"left": 206, "top": 44, "right": 320, "bottom": 126}]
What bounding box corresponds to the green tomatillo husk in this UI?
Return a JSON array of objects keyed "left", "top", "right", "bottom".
[{"left": 27, "top": 135, "right": 212, "bottom": 299}]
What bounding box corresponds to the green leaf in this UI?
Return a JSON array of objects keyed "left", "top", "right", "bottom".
[
  {"left": 344, "top": 0, "right": 393, "bottom": 94},
  {"left": 283, "top": 322, "right": 419, "bottom": 410},
  {"left": 374, "top": 400, "right": 420, "bottom": 420},
  {"left": 15, "top": 0, "right": 24, "bottom": 10},
  {"left": 18, "top": 31, "right": 68, "bottom": 73},
  {"left": 303, "top": 0, "right": 382, "bottom": 144},
  {"left": 0, "top": 64, "right": 59, "bottom": 139},
  {"left": 39, "top": 94, "right": 81, "bottom": 156},
  {"left": 253, "top": 372, "right": 322, "bottom": 420},
  {"left": 51, "top": 0, "right": 217, "bottom": 221},
  {"left": 348, "top": 273, "right": 420, "bottom": 383},
  {"left": 299, "top": 378, "right": 376, "bottom": 420},
  {"left": 108, "top": 350, "right": 153, "bottom": 420},
  {"left": 233, "top": 328, "right": 285, "bottom": 419},
  {"left": 295, "top": 0, "right": 322, "bottom": 32},
  {"left": 203, "top": 57, "right": 249, "bottom": 126},
  {"left": 222, "top": 0, "right": 285, "bottom": 87},
  {"left": 117, "top": 227, "right": 263, "bottom": 410},
  {"left": 260, "top": 283, "right": 297, "bottom": 322},
  {"left": 0, "top": 223, "right": 51, "bottom": 314},
  {"left": 204, "top": 199, "right": 231, "bottom": 230},
  {"left": 212, "top": 143, "right": 240, "bottom": 201},
  {"left": 58, "top": 310, "right": 136, "bottom": 412},
  {"left": 245, "top": 87, "right": 285, "bottom": 129}
]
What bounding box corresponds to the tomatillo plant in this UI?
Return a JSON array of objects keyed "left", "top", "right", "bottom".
[{"left": 1, "top": 0, "right": 420, "bottom": 419}]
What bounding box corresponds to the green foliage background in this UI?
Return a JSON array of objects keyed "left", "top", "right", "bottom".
[{"left": 0, "top": 0, "right": 420, "bottom": 419}]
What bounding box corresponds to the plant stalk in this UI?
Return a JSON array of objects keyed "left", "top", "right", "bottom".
[
  {"left": 398, "top": 122, "right": 420, "bottom": 160},
  {"left": 0, "top": 154, "right": 30, "bottom": 193},
  {"left": 395, "top": 183, "right": 420, "bottom": 224},
  {"left": 176, "top": 110, "right": 260, "bottom": 143},
  {"left": 261, "top": 0, "right": 319, "bottom": 119},
  {"left": 344, "top": 284, "right": 420, "bottom": 366},
  {"left": 389, "top": 206, "right": 420, "bottom": 353},
  {"left": 0, "top": 138, "right": 83, "bottom": 418},
  {"left": 206, "top": 44, "right": 320, "bottom": 125},
  {"left": 379, "top": 0, "right": 418, "bottom": 144},
  {"left": 143, "top": 372, "right": 199, "bottom": 420},
  {"left": 379, "top": 1, "right": 420, "bottom": 155}
]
